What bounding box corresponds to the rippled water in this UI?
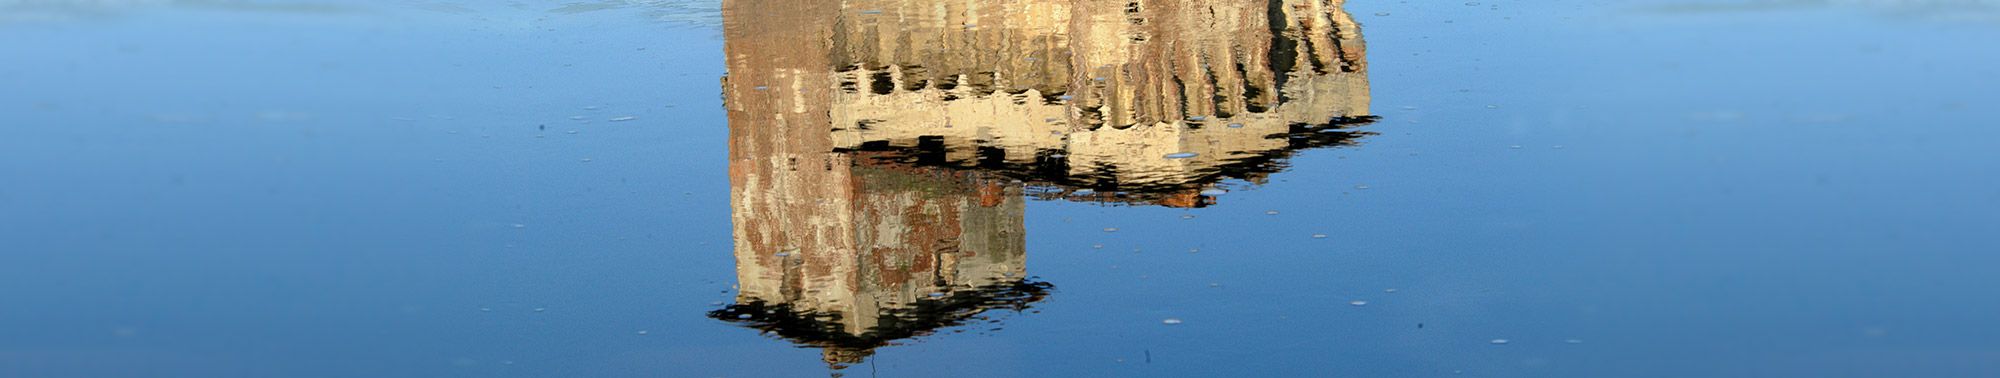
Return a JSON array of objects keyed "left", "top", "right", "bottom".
[{"left": 3, "top": 1, "right": 1998, "bottom": 377}]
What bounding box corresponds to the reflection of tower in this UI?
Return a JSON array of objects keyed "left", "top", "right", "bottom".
[
  {"left": 715, "top": 0, "right": 1371, "bottom": 371},
  {"left": 717, "top": 0, "right": 1048, "bottom": 369}
]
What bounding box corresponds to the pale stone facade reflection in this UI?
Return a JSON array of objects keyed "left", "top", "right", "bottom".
[{"left": 715, "top": 0, "right": 1370, "bottom": 370}]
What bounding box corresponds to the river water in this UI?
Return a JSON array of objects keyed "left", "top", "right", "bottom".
[{"left": 3, "top": 1, "right": 1998, "bottom": 377}]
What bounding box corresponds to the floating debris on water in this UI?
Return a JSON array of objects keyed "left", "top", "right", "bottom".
[
  {"left": 1266, "top": 210, "right": 1280, "bottom": 215},
  {"left": 1490, "top": 339, "right": 1510, "bottom": 345},
  {"left": 1103, "top": 227, "right": 1119, "bottom": 233},
  {"left": 1350, "top": 301, "right": 1369, "bottom": 306},
  {"left": 1312, "top": 234, "right": 1328, "bottom": 239},
  {"left": 636, "top": 330, "right": 649, "bottom": 335},
  {"left": 609, "top": 116, "right": 637, "bottom": 122},
  {"left": 1161, "top": 318, "right": 1184, "bottom": 325}
]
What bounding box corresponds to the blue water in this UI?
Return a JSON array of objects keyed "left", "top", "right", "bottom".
[{"left": 4, "top": 1, "right": 1998, "bottom": 377}]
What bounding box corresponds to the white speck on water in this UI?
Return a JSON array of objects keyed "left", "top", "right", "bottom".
[
  {"left": 566, "top": 130, "right": 578, "bottom": 134},
  {"left": 609, "top": 116, "right": 637, "bottom": 122},
  {"left": 1161, "top": 318, "right": 1184, "bottom": 325},
  {"left": 1350, "top": 301, "right": 1369, "bottom": 306},
  {"left": 1510, "top": 145, "right": 1524, "bottom": 149},
  {"left": 1188, "top": 248, "right": 1200, "bottom": 254},
  {"left": 1486, "top": 104, "right": 1499, "bottom": 109},
  {"left": 1266, "top": 210, "right": 1280, "bottom": 215},
  {"left": 1181, "top": 214, "right": 1197, "bottom": 220},
  {"left": 1490, "top": 339, "right": 1510, "bottom": 345},
  {"left": 568, "top": 116, "right": 587, "bottom": 120},
  {"left": 1384, "top": 288, "right": 1399, "bottom": 293},
  {"left": 1164, "top": 152, "right": 1199, "bottom": 159},
  {"left": 1565, "top": 339, "right": 1584, "bottom": 344},
  {"left": 1209, "top": 282, "right": 1221, "bottom": 287},
  {"left": 1312, "top": 234, "right": 1328, "bottom": 239},
  {"left": 636, "top": 330, "right": 649, "bottom": 335},
  {"left": 511, "top": 224, "right": 526, "bottom": 229},
  {"left": 1092, "top": 244, "right": 1104, "bottom": 249},
  {"left": 580, "top": 158, "right": 594, "bottom": 162},
  {"left": 480, "top": 307, "right": 492, "bottom": 312},
  {"left": 1354, "top": 184, "right": 1370, "bottom": 190},
  {"left": 582, "top": 105, "right": 601, "bottom": 110},
  {"left": 1103, "top": 227, "right": 1119, "bottom": 233},
  {"left": 533, "top": 308, "right": 546, "bottom": 312}
]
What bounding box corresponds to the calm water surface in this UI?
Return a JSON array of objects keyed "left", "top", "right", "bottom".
[{"left": 3, "top": 1, "right": 1998, "bottom": 377}]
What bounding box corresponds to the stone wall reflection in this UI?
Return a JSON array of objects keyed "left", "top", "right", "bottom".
[{"left": 715, "top": 0, "right": 1370, "bottom": 370}]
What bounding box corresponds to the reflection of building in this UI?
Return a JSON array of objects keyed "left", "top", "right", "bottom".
[
  {"left": 714, "top": 157, "right": 1048, "bottom": 368},
  {"left": 715, "top": 0, "right": 1371, "bottom": 371}
]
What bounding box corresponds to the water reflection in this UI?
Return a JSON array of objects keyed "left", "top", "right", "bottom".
[{"left": 714, "top": 0, "right": 1373, "bottom": 370}]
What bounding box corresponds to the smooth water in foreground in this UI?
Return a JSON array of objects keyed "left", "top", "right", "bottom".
[{"left": 4, "top": 1, "right": 1999, "bottom": 377}]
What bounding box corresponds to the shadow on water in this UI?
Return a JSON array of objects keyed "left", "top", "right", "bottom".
[{"left": 712, "top": 0, "right": 1376, "bottom": 372}]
